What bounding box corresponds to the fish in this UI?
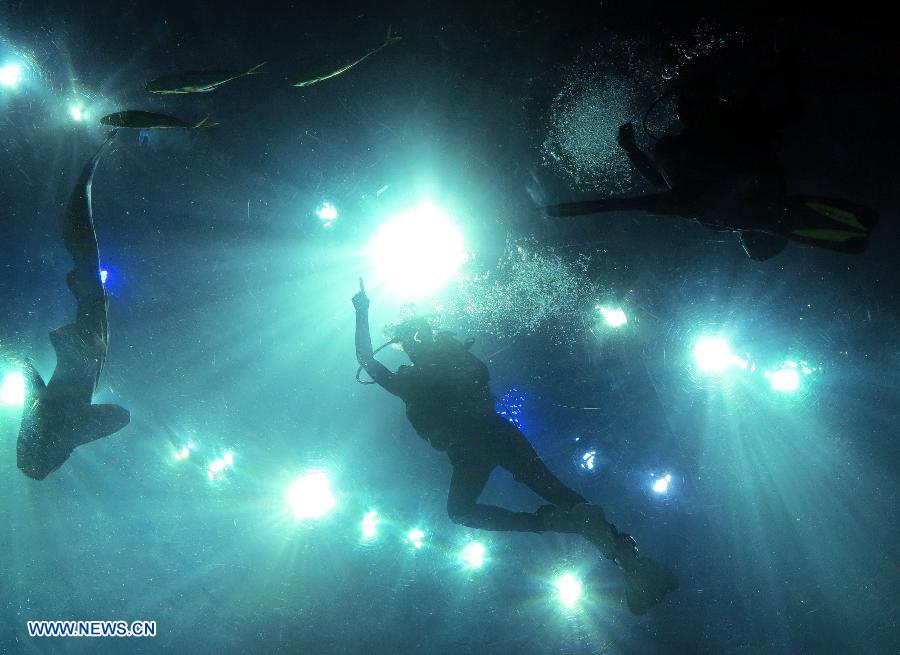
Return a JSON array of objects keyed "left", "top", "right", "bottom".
[
  {"left": 100, "top": 110, "right": 216, "bottom": 129},
  {"left": 291, "top": 25, "right": 400, "bottom": 87},
  {"left": 146, "top": 62, "right": 267, "bottom": 94}
]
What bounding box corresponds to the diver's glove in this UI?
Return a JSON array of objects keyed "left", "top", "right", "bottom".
[{"left": 352, "top": 277, "right": 370, "bottom": 314}]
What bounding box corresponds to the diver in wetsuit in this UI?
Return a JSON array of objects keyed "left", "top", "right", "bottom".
[
  {"left": 353, "top": 279, "right": 677, "bottom": 614},
  {"left": 17, "top": 131, "right": 130, "bottom": 480},
  {"left": 545, "top": 51, "right": 877, "bottom": 260}
]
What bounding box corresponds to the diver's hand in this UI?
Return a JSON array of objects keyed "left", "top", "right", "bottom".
[
  {"left": 617, "top": 123, "right": 636, "bottom": 149},
  {"left": 352, "top": 277, "right": 370, "bottom": 313}
]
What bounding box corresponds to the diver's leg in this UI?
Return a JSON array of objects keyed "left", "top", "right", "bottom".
[
  {"left": 446, "top": 451, "right": 543, "bottom": 533},
  {"left": 491, "top": 420, "right": 586, "bottom": 510},
  {"left": 544, "top": 191, "right": 693, "bottom": 219}
]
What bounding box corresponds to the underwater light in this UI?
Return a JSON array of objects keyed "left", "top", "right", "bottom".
[
  {"left": 174, "top": 445, "right": 192, "bottom": 461},
  {"left": 316, "top": 202, "right": 338, "bottom": 227},
  {"left": 460, "top": 541, "right": 486, "bottom": 568},
  {"left": 768, "top": 367, "right": 800, "bottom": 393},
  {"left": 0, "top": 63, "right": 22, "bottom": 88},
  {"left": 652, "top": 473, "right": 673, "bottom": 494},
  {"left": 693, "top": 336, "right": 734, "bottom": 373},
  {"left": 597, "top": 305, "right": 627, "bottom": 328},
  {"left": 580, "top": 450, "right": 598, "bottom": 471},
  {"left": 286, "top": 470, "right": 336, "bottom": 519},
  {"left": 365, "top": 202, "right": 468, "bottom": 298},
  {"left": 69, "top": 104, "right": 87, "bottom": 122},
  {"left": 361, "top": 510, "right": 379, "bottom": 540},
  {"left": 406, "top": 528, "right": 425, "bottom": 549},
  {"left": 207, "top": 451, "right": 234, "bottom": 480},
  {"left": 99, "top": 270, "right": 108, "bottom": 285},
  {"left": 0, "top": 370, "right": 26, "bottom": 406},
  {"left": 555, "top": 573, "right": 583, "bottom": 608}
]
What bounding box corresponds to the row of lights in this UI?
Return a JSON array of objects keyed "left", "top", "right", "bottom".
[{"left": 284, "top": 469, "right": 584, "bottom": 608}]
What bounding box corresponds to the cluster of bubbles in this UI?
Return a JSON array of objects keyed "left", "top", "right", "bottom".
[
  {"left": 541, "top": 20, "right": 744, "bottom": 191},
  {"left": 446, "top": 238, "right": 601, "bottom": 345}
]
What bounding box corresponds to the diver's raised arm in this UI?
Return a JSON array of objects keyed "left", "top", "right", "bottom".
[
  {"left": 353, "top": 279, "right": 405, "bottom": 397},
  {"left": 617, "top": 123, "right": 668, "bottom": 189}
]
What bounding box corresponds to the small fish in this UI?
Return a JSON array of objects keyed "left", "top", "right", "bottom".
[
  {"left": 100, "top": 110, "right": 216, "bottom": 129},
  {"left": 292, "top": 25, "right": 400, "bottom": 87},
  {"left": 146, "top": 62, "right": 267, "bottom": 94}
]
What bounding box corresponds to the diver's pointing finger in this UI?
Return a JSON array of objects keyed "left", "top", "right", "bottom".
[{"left": 359, "top": 277, "right": 366, "bottom": 294}]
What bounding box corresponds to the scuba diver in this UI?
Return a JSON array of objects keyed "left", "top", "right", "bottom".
[
  {"left": 17, "top": 131, "right": 130, "bottom": 480},
  {"left": 544, "top": 50, "right": 877, "bottom": 260},
  {"left": 353, "top": 279, "right": 677, "bottom": 614}
]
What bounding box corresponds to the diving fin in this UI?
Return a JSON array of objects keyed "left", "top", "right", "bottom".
[
  {"left": 567, "top": 504, "right": 678, "bottom": 614},
  {"left": 782, "top": 196, "right": 877, "bottom": 254},
  {"left": 740, "top": 231, "right": 789, "bottom": 261}
]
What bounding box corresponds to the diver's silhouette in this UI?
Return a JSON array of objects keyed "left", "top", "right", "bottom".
[
  {"left": 545, "top": 51, "right": 877, "bottom": 260},
  {"left": 17, "top": 132, "right": 130, "bottom": 480},
  {"left": 353, "top": 279, "right": 676, "bottom": 614}
]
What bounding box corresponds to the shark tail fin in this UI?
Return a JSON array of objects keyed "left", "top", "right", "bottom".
[{"left": 75, "top": 403, "right": 130, "bottom": 448}]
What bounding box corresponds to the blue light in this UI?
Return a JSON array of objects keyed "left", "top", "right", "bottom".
[
  {"left": 99, "top": 269, "right": 108, "bottom": 285},
  {"left": 495, "top": 387, "right": 526, "bottom": 430}
]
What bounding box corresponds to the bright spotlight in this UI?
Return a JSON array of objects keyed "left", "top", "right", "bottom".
[
  {"left": 460, "top": 542, "right": 486, "bottom": 568},
  {"left": 316, "top": 202, "right": 338, "bottom": 227},
  {"left": 597, "top": 305, "right": 627, "bottom": 328},
  {"left": 365, "top": 202, "right": 468, "bottom": 298},
  {"left": 361, "top": 510, "right": 379, "bottom": 540},
  {"left": 69, "top": 105, "right": 87, "bottom": 122},
  {"left": 652, "top": 473, "right": 673, "bottom": 494},
  {"left": 286, "top": 470, "right": 336, "bottom": 519},
  {"left": 174, "top": 444, "right": 192, "bottom": 461},
  {"left": 0, "top": 371, "right": 26, "bottom": 406},
  {"left": 99, "top": 270, "right": 108, "bottom": 285},
  {"left": 693, "top": 336, "right": 734, "bottom": 373},
  {"left": 555, "top": 573, "right": 583, "bottom": 608},
  {"left": 767, "top": 366, "right": 800, "bottom": 393},
  {"left": 406, "top": 528, "right": 425, "bottom": 549},
  {"left": 0, "top": 63, "right": 22, "bottom": 88}
]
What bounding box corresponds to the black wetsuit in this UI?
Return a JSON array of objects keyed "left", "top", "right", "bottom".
[
  {"left": 363, "top": 335, "right": 585, "bottom": 532},
  {"left": 17, "top": 132, "right": 130, "bottom": 480}
]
